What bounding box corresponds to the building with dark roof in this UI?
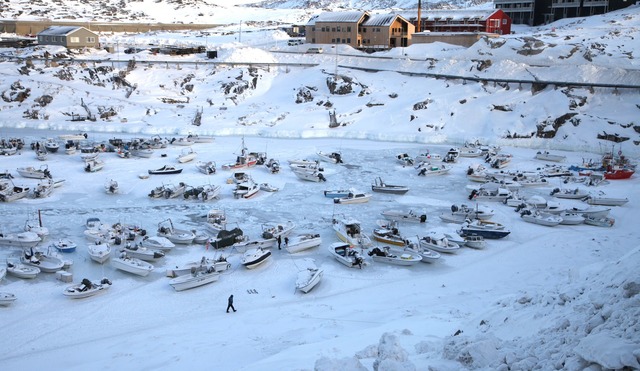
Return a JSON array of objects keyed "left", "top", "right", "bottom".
[
  {"left": 37, "top": 26, "right": 99, "bottom": 49},
  {"left": 494, "top": 0, "right": 635, "bottom": 26}
]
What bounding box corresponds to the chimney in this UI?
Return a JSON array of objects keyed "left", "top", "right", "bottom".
[{"left": 417, "top": 0, "right": 422, "bottom": 33}]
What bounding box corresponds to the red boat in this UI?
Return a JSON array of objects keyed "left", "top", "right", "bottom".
[{"left": 603, "top": 167, "right": 634, "bottom": 180}]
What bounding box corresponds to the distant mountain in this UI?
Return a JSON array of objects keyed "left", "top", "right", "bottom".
[{"left": 248, "top": 0, "right": 491, "bottom": 10}]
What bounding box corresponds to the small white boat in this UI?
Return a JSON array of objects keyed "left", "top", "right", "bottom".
[
  {"left": 550, "top": 187, "right": 589, "bottom": 199},
  {"left": 567, "top": 205, "right": 611, "bottom": 219},
  {"left": 332, "top": 215, "right": 372, "bottom": 248},
  {"left": 415, "top": 151, "right": 443, "bottom": 163},
  {"left": 367, "top": 246, "right": 422, "bottom": 266},
  {"left": 186, "top": 134, "right": 215, "bottom": 143},
  {"left": 381, "top": 209, "right": 427, "bottom": 224},
  {"left": 328, "top": 242, "right": 365, "bottom": 268},
  {"left": 204, "top": 209, "right": 227, "bottom": 234},
  {"left": 520, "top": 209, "right": 563, "bottom": 227},
  {"left": 197, "top": 184, "right": 221, "bottom": 202},
  {"left": 464, "top": 235, "right": 486, "bottom": 249},
  {"left": 169, "top": 267, "right": 219, "bottom": 291},
  {"left": 157, "top": 219, "right": 195, "bottom": 245},
  {"left": 112, "top": 253, "right": 154, "bottom": 276},
  {"left": 371, "top": 177, "right": 409, "bottom": 195},
  {"left": 140, "top": 236, "right": 175, "bottom": 251},
  {"left": 105, "top": 179, "right": 119, "bottom": 194},
  {"left": 58, "top": 133, "right": 87, "bottom": 141},
  {"left": 261, "top": 221, "right": 296, "bottom": 239},
  {"left": 317, "top": 151, "right": 343, "bottom": 164},
  {"left": 0, "top": 180, "right": 30, "bottom": 202},
  {"left": 468, "top": 184, "right": 512, "bottom": 202},
  {"left": 285, "top": 233, "right": 322, "bottom": 254},
  {"left": 296, "top": 268, "right": 324, "bottom": 293},
  {"left": 419, "top": 233, "right": 462, "bottom": 254},
  {"left": 84, "top": 158, "right": 105, "bottom": 172},
  {"left": 80, "top": 151, "right": 99, "bottom": 162},
  {"left": 50, "top": 238, "right": 77, "bottom": 253},
  {"left": 0, "top": 231, "right": 42, "bottom": 249},
  {"left": 416, "top": 162, "right": 451, "bottom": 176},
  {"left": 63, "top": 278, "right": 112, "bottom": 299},
  {"left": 20, "top": 249, "right": 65, "bottom": 273},
  {"left": 171, "top": 136, "right": 195, "bottom": 146},
  {"left": 33, "top": 178, "right": 54, "bottom": 198},
  {"left": 177, "top": 148, "right": 197, "bottom": 163},
  {"left": 232, "top": 238, "right": 276, "bottom": 253},
  {"left": 265, "top": 158, "right": 280, "bottom": 173},
  {"left": 584, "top": 196, "right": 628, "bottom": 206},
  {"left": 558, "top": 212, "right": 585, "bottom": 225},
  {"left": 259, "top": 183, "right": 279, "bottom": 192},
  {"left": 166, "top": 256, "right": 231, "bottom": 277},
  {"left": 333, "top": 191, "right": 371, "bottom": 204},
  {"left": 439, "top": 204, "right": 494, "bottom": 224},
  {"left": 241, "top": 247, "right": 272, "bottom": 269},
  {"left": 6, "top": 260, "right": 40, "bottom": 279},
  {"left": 458, "top": 147, "right": 484, "bottom": 158},
  {"left": 535, "top": 151, "right": 566, "bottom": 162},
  {"left": 195, "top": 161, "right": 217, "bottom": 175},
  {"left": 292, "top": 168, "right": 326, "bottom": 182},
  {"left": 0, "top": 292, "right": 16, "bottom": 306},
  {"left": 44, "top": 138, "right": 60, "bottom": 153},
  {"left": 17, "top": 165, "right": 51, "bottom": 179},
  {"left": 121, "top": 244, "right": 165, "bottom": 261},
  {"left": 130, "top": 148, "right": 154, "bottom": 158},
  {"left": 87, "top": 242, "right": 112, "bottom": 264},
  {"left": 404, "top": 241, "right": 441, "bottom": 263},
  {"left": 396, "top": 153, "right": 414, "bottom": 167},
  {"left": 233, "top": 179, "right": 260, "bottom": 199}
]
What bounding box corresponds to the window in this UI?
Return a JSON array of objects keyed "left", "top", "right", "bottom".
[
  {"left": 70, "top": 36, "right": 80, "bottom": 43},
  {"left": 331, "top": 27, "right": 336, "bottom": 32},
  {"left": 347, "top": 38, "right": 351, "bottom": 43},
  {"left": 502, "top": 19, "right": 507, "bottom": 24},
  {"left": 347, "top": 26, "right": 351, "bottom": 32},
  {"left": 87, "top": 37, "right": 96, "bottom": 43},
  {"left": 331, "top": 38, "right": 336, "bottom": 43},
  {"left": 341, "top": 39, "right": 345, "bottom": 43},
  {"left": 337, "top": 26, "right": 341, "bottom": 32}
]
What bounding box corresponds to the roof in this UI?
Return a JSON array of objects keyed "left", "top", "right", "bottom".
[
  {"left": 306, "top": 11, "right": 368, "bottom": 25},
  {"left": 399, "top": 9, "right": 500, "bottom": 22},
  {"left": 362, "top": 14, "right": 399, "bottom": 27},
  {"left": 38, "top": 26, "right": 91, "bottom": 36}
]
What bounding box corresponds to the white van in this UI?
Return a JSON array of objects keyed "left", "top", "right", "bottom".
[{"left": 306, "top": 47, "right": 323, "bottom": 54}]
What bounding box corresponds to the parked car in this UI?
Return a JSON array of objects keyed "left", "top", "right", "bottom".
[{"left": 306, "top": 47, "right": 323, "bottom": 54}]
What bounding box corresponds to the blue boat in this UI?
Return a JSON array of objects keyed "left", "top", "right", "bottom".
[{"left": 323, "top": 189, "right": 353, "bottom": 198}]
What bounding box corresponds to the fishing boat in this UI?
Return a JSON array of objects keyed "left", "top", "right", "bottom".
[
  {"left": 50, "top": 238, "right": 77, "bottom": 253},
  {"left": 148, "top": 165, "right": 183, "bottom": 175},
  {"left": 333, "top": 191, "right": 372, "bottom": 204},
  {"left": 112, "top": 252, "right": 155, "bottom": 276},
  {"left": 584, "top": 216, "right": 615, "bottom": 227},
  {"left": 332, "top": 215, "right": 372, "bottom": 248},
  {"left": 105, "top": 179, "right": 119, "bottom": 194},
  {"left": 328, "top": 242, "right": 365, "bottom": 268},
  {"left": 177, "top": 148, "right": 197, "bottom": 163},
  {"left": 292, "top": 168, "right": 326, "bottom": 182},
  {"left": 6, "top": 259, "right": 40, "bottom": 279},
  {"left": 371, "top": 177, "right": 409, "bottom": 195},
  {"left": 84, "top": 158, "right": 105, "bottom": 173},
  {"left": 317, "top": 151, "right": 343, "bottom": 164},
  {"left": 221, "top": 138, "right": 258, "bottom": 170},
  {"left": 63, "top": 278, "right": 112, "bottom": 299},
  {"left": 195, "top": 161, "right": 217, "bottom": 175},
  {"left": 0, "top": 292, "right": 16, "bottom": 306},
  {"left": 583, "top": 195, "right": 629, "bottom": 206},
  {"left": 403, "top": 240, "right": 441, "bottom": 263},
  {"left": 87, "top": 241, "right": 112, "bottom": 264},
  {"left": 367, "top": 246, "right": 423, "bottom": 266},
  {"left": 419, "top": 233, "right": 462, "bottom": 254},
  {"left": 285, "top": 233, "right": 322, "bottom": 254},
  {"left": 17, "top": 165, "right": 51, "bottom": 179},
  {"left": 381, "top": 209, "right": 427, "bottom": 224}
]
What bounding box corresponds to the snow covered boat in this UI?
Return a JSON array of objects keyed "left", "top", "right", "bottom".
[
  {"left": 567, "top": 205, "right": 611, "bottom": 219},
  {"left": 6, "top": 260, "right": 40, "bottom": 279},
  {"left": 204, "top": 209, "right": 227, "bottom": 234},
  {"left": 296, "top": 268, "right": 323, "bottom": 293},
  {"left": 550, "top": 187, "right": 588, "bottom": 199},
  {"left": 87, "top": 242, "right": 112, "bottom": 264},
  {"left": 468, "top": 184, "right": 511, "bottom": 202},
  {"left": 535, "top": 151, "right": 566, "bottom": 162},
  {"left": 241, "top": 247, "right": 272, "bottom": 269},
  {"left": 0, "top": 292, "right": 16, "bottom": 306},
  {"left": 419, "top": 233, "right": 462, "bottom": 254},
  {"left": 63, "top": 278, "right": 112, "bottom": 299},
  {"left": 112, "top": 253, "right": 154, "bottom": 276},
  {"left": 557, "top": 212, "right": 585, "bottom": 225},
  {"left": 157, "top": 219, "right": 195, "bottom": 245},
  {"left": 381, "top": 208, "right": 427, "bottom": 223},
  {"left": 519, "top": 209, "right": 563, "bottom": 227},
  {"left": 50, "top": 239, "right": 77, "bottom": 253},
  {"left": 104, "top": 179, "right": 118, "bottom": 194},
  {"left": 148, "top": 165, "right": 183, "bottom": 175},
  {"left": 332, "top": 215, "right": 372, "bottom": 248},
  {"left": 367, "top": 246, "right": 422, "bottom": 266},
  {"left": 44, "top": 138, "right": 60, "bottom": 153},
  {"left": 439, "top": 204, "right": 494, "bottom": 223},
  {"left": 262, "top": 221, "right": 296, "bottom": 239},
  {"left": 333, "top": 191, "right": 371, "bottom": 204},
  {"left": 584, "top": 196, "right": 629, "bottom": 206},
  {"left": 372, "top": 223, "right": 407, "bottom": 246},
  {"left": 285, "top": 233, "right": 322, "bottom": 254},
  {"left": 177, "top": 148, "right": 197, "bottom": 163},
  {"left": 166, "top": 256, "right": 231, "bottom": 278},
  {"left": 169, "top": 267, "right": 219, "bottom": 291},
  {"left": 0, "top": 181, "right": 30, "bottom": 202},
  {"left": 289, "top": 159, "right": 324, "bottom": 172},
  {"left": 415, "top": 151, "right": 443, "bottom": 163},
  {"left": 324, "top": 189, "right": 352, "bottom": 198},
  {"left": 458, "top": 147, "right": 484, "bottom": 158},
  {"left": 371, "top": 177, "right": 409, "bottom": 195},
  {"left": 140, "top": 236, "right": 175, "bottom": 251},
  {"left": 33, "top": 178, "right": 54, "bottom": 198},
  {"left": 264, "top": 158, "right": 280, "bottom": 173},
  {"left": 584, "top": 216, "right": 615, "bottom": 227},
  {"left": 328, "top": 242, "right": 365, "bottom": 268},
  {"left": 317, "top": 151, "right": 343, "bottom": 164},
  {"left": 195, "top": 161, "right": 217, "bottom": 175},
  {"left": 259, "top": 183, "right": 279, "bottom": 192},
  {"left": 206, "top": 227, "right": 245, "bottom": 249}
]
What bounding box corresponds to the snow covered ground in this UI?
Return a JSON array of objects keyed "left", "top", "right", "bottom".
[{"left": 0, "top": 3, "right": 639, "bottom": 370}]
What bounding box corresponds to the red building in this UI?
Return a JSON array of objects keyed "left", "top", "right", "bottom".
[{"left": 403, "top": 9, "right": 512, "bottom": 35}]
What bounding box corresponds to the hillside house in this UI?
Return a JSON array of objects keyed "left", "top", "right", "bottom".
[
  {"left": 402, "top": 9, "right": 512, "bottom": 35},
  {"left": 305, "top": 11, "right": 414, "bottom": 50},
  {"left": 494, "top": 0, "right": 635, "bottom": 26},
  {"left": 37, "top": 26, "right": 99, "bottom": 49}
]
